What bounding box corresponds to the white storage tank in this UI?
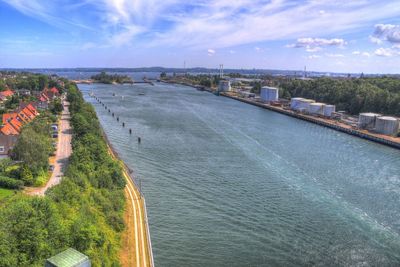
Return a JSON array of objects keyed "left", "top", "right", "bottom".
[
  {"left": 323, "top": 105, "right": 336, "bottom": 117},
  {"left": 375, "top": 116, "right": 399, "bottom": 135},
  {"left": 218, "top": 80, "right": 231, "bottom": 92},
  {"left": 260, "top": 86, "right": 279, "bottom": 102},
  {"left": 298, "top": 99, "right": 315, "bottom": 112},
  {"left": 308, "top": 103, "right": 325, "bottom": 115},
  {"left": 358, "top": 113, "right": 380, "bottom": 129},
  {"left": 290, "top": 98, "right": 304, "bottom": 110}
]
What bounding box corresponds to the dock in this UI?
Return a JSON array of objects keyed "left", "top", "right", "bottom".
[{"left": 221, "top": 93, "right": 400, "bottom": 150}]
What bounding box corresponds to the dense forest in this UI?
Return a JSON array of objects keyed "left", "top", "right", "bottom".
[
  {"left": 91, "top": 71, "right": 133, "bottom": 84},
  {"left": 277, "top": 77, "right": 400, "bottom": 116},
  {"left": 0, "top": 82, "right": 126, "bottom": 266}
]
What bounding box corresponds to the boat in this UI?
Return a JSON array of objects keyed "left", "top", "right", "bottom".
[{"left": 138, "top": 93, "right": 145, "bottom": 96}]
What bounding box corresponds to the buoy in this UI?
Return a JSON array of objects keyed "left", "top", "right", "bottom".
[
  {"left": 117, "top": 117, "right": 119, "bottom": 122},
  {"left": 138, "top": 137, "right": 141, "bottom": 143},
  {"left": 122, "top": 122, "right": 125, "bottom": 127},
  {"left": 129, "top": 129, "right": 132, "bottom": 134},
  {"left": 112, "top": 113, "right": 114, "bottom": 117}
]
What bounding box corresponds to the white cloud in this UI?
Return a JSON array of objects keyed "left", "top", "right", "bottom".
[
  {"left": 352, "top": 51, "right": 371, "bottom": 57},
  {"left": 287, "top": 37, "right": 346, "bottom": 53},
  {"left": 325, "top": 53, "right": 344, "bottom": 58},
  {"left": 362, "top": 52, "right": 371, "bottom": 57},
  {"left": 374, "top": 47, "right": 398, "bottom": 57},
  {"left": 207, "top": 49, "right": 216, "bottom": 56},
  {"left": 288, "top": 37, "right": 347, "bottom": 48},
  {"left": 3, "top": 0, "right": 400, "bottom": 51},
  {"left": 308, "top": 54, "right": 321, "bottom": 59}
]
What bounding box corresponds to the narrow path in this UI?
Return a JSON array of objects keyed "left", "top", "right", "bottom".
[{"left": 26, "top": 101, "right": 72, "bottom": 196}]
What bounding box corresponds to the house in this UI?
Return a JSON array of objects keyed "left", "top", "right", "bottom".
[
  {"left": 0, "top": 89, "right": 14, "bottom": 98},
  {"left": 0, "top": 102, "right": 39, "bottom": 136},
  {"left": 42, "top": 87, "right": 60, "bottom": 101},
  {"left": 0, "top": 134, "right": 18, "bottom": 158}
]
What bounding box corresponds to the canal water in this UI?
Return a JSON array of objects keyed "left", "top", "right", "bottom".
[{"left": 79, "top": 83, "right": 400, "bottom": 267}]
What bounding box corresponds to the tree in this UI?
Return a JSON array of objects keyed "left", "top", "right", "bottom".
[
  {"left": 160, "top": 72, "right": 167, "bottom": 78},
  {"left": 20, "top": 164, "right": 34, "bottom": 185},
  {"left": 12, "top": 127, "right": 52, "bottom": 175},
  {"left": 38, "top": 75, "right": 49, "bottom": 90},
  {"left": 51, "top": 99, "right": 63, "bottom": 114},
  {"left": 251, "top": 81, "right": 262, "bottom": 94}
]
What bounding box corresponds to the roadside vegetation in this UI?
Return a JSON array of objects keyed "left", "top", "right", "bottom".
[{"left": 0, "top": 81, "right": 126, "bottom": 266}]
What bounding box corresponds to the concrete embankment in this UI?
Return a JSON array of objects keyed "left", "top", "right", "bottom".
[{"left": 222, "top": 93, "right": 400, "bottom": 150}]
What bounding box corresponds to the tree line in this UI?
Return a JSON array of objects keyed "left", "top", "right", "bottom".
[{"left": 277, "top": 77, "right": 400, "bottom": 116}]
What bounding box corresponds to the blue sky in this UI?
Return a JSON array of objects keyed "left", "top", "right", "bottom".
[{"left": 1, "top": 0, "right": 400, "bottom": 73}]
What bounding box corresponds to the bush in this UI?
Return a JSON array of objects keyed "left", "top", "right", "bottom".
[{"left": 0, "top": 176, "right": 24, "bottom": 189}]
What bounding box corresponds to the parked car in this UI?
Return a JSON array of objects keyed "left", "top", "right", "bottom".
[
  {"left": 52, "top": 133, "right": 58, "bottom": 138},
  {"left": 49, "top": 165, "right": 55, "bottom": 171}
]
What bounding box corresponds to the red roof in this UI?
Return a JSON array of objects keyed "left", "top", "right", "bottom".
[
  {"left": 0, "top": 90, "right": 14, "bottom": 98},
  {"left": 2, "top": 113, "right": 17, "bottom": 124},
  {"left": 9, "top": 118, "right": 22, "bottom": 132},
  {"left": 50, "top": 87, "right": 59, "bottom": 94},
  {"left": 1, "top": 123, "right": 19, "bottom": 135},
  {"left": 26, "top": 104, "right": 38, "bottom": 115}
]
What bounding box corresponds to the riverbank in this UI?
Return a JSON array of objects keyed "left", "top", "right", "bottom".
[
  {"left": 100, "top": 112, "right": 154, "bottom": 267},
  {"left": 221, "top": 92, "right": 400, "bottom": 150}
]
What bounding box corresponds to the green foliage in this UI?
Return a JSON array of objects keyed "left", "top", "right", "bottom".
[
  {"left": 0, "top": 176, "right": 24, "bottom": 189},
  {"left": 91, "top": 71, "right": 133, "bottom": 84},
  {"left": 251, "top": 81, "right": 262, "bottom": 94},
  {"left": 12, "top": 123, "right": 52, "bottom": 176},
  {"left": 20, "top": 165, "right": 34, "bottom": 186},
  {"left": 0, "top": 197, "right": 68, "bottom": 266},
  {"left": 50, "top": 99, "right": 64, "bottom": 115},
  {"left": 0, "top": 81, "right": 126, "bottom": 266},
  {"left": 4, "top": 95, "right": 20, "bottom": 110},
  {"left": 279, "top": 77, "right": 400, "bottom": 115}
]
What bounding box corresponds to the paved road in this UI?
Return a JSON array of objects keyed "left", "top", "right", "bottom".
[{"left": 26, "top": 101, "right": 72, "bottom": 196}]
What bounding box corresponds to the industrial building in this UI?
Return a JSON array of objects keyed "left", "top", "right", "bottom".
[
  {"left": 260, "top": 86, "right": 279, "bottom": 102},
  {"left": 308, "top": 103, "right": 325, "bottom": 115},
  {"left": 323, "top": 105, "right": 336, "bottom": 117},
  {"left": 218, "top": 80, "right": 231, "bottom": 92},
  {"left": 290, "top": 97, "right": 336, "bottom": 118},
  {"left": 375, "top": 116, "right": 399, "bottom": 135},
  {"left": 358, "top": 113, "right": 380, "bottom": 130}
]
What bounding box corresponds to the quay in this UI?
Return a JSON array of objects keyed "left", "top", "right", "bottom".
[{"left": 221, "top": 93, "right": 400, "bottom": 150}]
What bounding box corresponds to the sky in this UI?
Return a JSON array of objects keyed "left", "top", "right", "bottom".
[{"left": 1, "top": 0, "right": 400, "bottom": 73}]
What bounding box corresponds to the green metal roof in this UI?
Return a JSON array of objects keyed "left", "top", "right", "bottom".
[{"left": 46, "top": 248, "right": 89, "bottom": 267}]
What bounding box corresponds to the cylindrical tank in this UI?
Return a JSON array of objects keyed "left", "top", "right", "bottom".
[
  {"left": 308, "top": 102, "right": 325, "bottom": 115},
  {"left": 375, "top": 116, "right": 399, "bottom": 135},
  {"left": 290, "top": 97, "right": 304, "bottom": 110},
  {"left": 218, "top": 80, "right": 231, "bottom": 92},
  {"left": 298, "top": 99, "right": 315, "bottom": 112},
  {"left": 358, "top": 113, "right": 380, "bottom": 129},
  {"left": 260, "top": 86, "right": 279, "bottom": 102},
  {"left": 323, "top": 105, "right": 336, "bottom": 117}
]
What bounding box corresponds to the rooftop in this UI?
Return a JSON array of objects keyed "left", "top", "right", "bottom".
[{"left": 45, "top": 248, "right": 89, "bottom": 267}]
